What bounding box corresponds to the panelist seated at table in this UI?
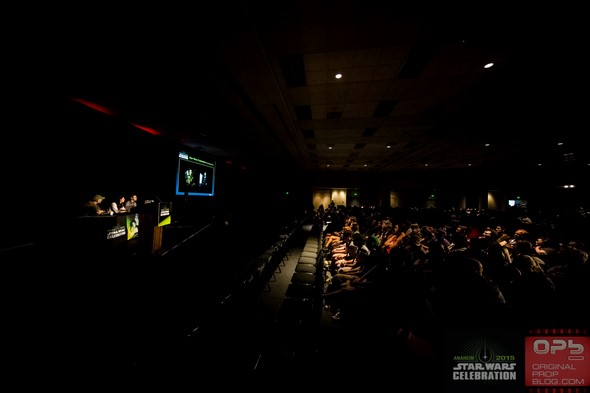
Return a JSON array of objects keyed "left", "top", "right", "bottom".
[
  {"left": 124, "top": 194, "right": 138, "bottom": 212},
  {"left": 81, "top": 194, "right": 108, "bottom": 216},
  {"left": 109, "top": 195, "right": 128, "bottom": 214}
]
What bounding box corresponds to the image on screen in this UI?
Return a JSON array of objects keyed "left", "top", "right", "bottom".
[{"left": 175, "top": 152, "right": 215, "bottom": 196}]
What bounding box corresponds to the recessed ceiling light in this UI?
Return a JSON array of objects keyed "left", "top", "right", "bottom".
[
  {"left": 335, "top": 73, "right": 342, "bottom": 79},
  {"left": 484, "top": 63, "right": 494, "bottom": 69}
]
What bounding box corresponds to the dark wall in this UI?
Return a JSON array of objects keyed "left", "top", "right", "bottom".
[
  {"left": 64, "top": 98, "right": 306, "bottom": 207},
  {"left": 3, "top": 96, "right": 579, "bottom": 252},
  {"left": 0, "top": 97, "right": 307, "bottom": 251}
]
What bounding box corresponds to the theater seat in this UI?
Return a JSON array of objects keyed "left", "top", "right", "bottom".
[{"left": 295, "top": 263, "right": 316, "bottom": 274}]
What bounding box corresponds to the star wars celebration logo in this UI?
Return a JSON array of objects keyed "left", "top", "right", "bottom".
[{"left": 446, "top": 329, "right": 523, "bottom": 392}]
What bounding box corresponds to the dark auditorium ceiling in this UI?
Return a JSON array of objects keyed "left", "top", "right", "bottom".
[{"left": 64, "top": 3, "right": 588, "bottom": 177}]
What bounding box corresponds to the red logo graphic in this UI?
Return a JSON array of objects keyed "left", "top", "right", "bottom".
[{"left": 525, "top": 330, "right": 590, "bottom": 389}]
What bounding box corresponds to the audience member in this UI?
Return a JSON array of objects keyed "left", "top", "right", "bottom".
[
  {"left": 323, "top": 248, "right": 376, "bottom": 320},
  {"left": 430, "top": 255, "right": 508, "bottom": 327}
]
